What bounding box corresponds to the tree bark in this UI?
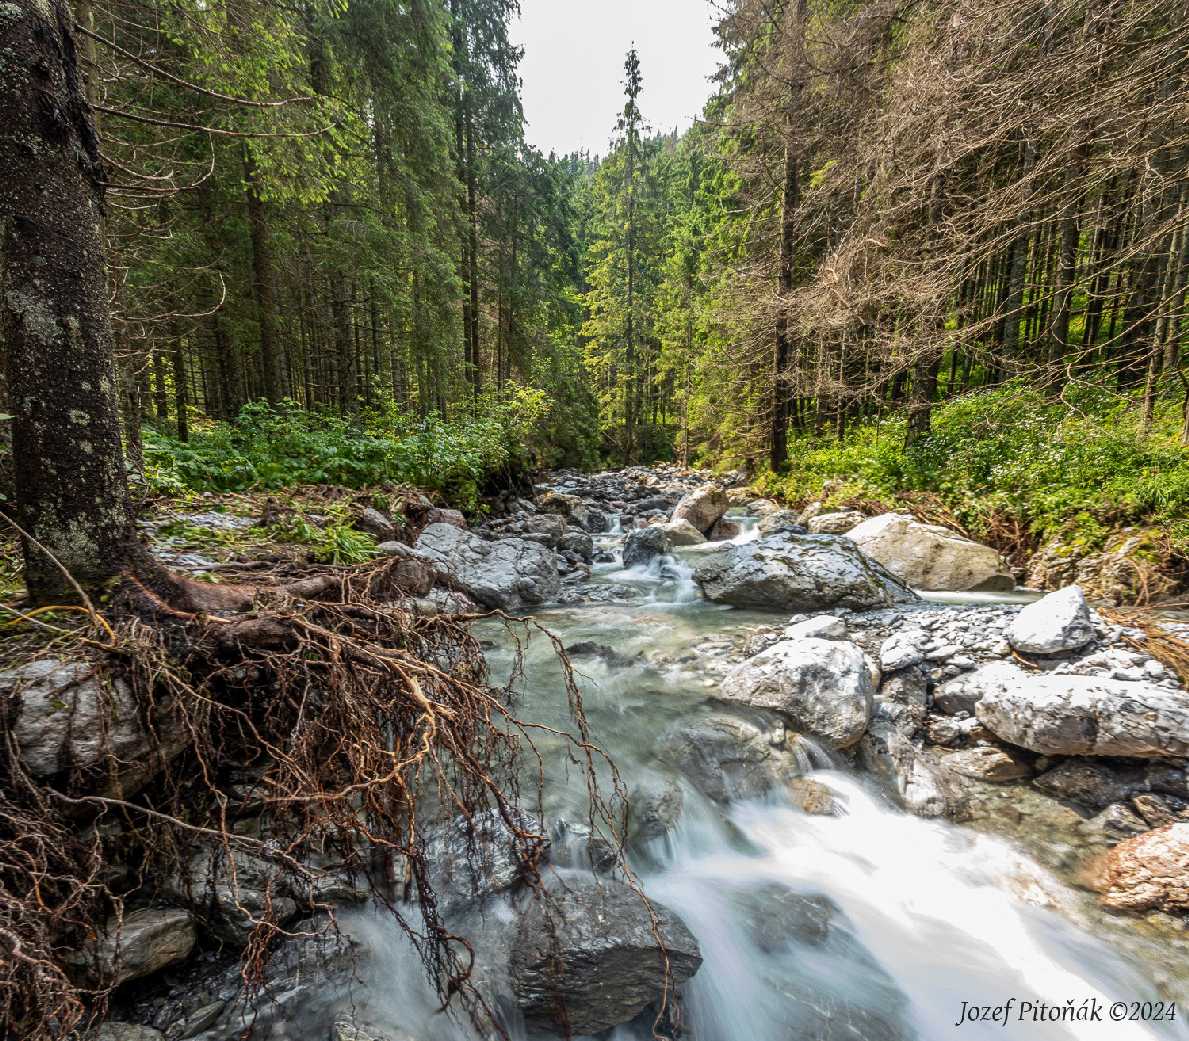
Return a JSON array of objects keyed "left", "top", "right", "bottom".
[{"left": 0, "top": 0, "right": 146, "bottom": 601}]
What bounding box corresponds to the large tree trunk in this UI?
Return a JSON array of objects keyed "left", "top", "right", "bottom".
[{"left": 0, "top": 0, "right": 147, "bottom": 602}]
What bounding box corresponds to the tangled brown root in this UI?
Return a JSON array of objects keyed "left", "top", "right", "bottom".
[{"left": 0, "top": 557, "right": 636, "bottom": 1041}]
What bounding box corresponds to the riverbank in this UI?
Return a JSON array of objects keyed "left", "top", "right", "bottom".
[{"left": 752, "top": 383, "right": 1189, "bottom": 607}]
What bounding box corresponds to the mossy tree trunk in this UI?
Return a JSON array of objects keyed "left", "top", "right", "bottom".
[{"left": 0, "top": 0, "right": 146, "bottom": 603}]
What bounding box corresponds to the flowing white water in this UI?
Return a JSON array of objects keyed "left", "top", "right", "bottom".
[
  {"left": 338, "top": 506, "right": 1187, "bottom": 1041},
  {"left": 642, "top": 778, "right": 1181, "bottom": 1041}
]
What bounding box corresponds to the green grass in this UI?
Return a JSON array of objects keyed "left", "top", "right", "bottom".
[{"left": 755, "top": 382, "right": 1189, "bottom": 555}]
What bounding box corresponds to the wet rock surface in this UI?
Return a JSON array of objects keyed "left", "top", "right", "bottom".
[
  {"left": 509, "top": 875, "right": 702, "bottom": 1036},
  {"left": 414, "top": 522, "right": 561, "bottom": 610},
  {"left": 694, "top": 532, "right": 918, "bottom": 612}
]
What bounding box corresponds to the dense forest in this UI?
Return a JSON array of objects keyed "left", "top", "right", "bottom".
[{"left": 4, "top": 0, "right": 1186, "bottom": 561}]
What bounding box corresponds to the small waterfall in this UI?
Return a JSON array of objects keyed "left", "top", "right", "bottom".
[{"left": 639, "top": 778, "right": 1180, "bottom": 1041}]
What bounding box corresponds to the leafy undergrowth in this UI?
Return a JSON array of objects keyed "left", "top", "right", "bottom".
[
  {"left": 754, "top": 383, "right": 1189, "bottom": 568},
  {"left": 144, "top": 389, "right": 551, "bottom": 512}
]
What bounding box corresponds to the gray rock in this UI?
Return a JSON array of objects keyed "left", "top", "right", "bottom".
[
  {"left": 784, "top": 615, "right": 848, "bottom": 641},
  {"left": 1008, "top": 585, "right": 1095, "bottom": 655},
  {"left": 970, "top": 662, "right": 1189, "bottom": 757},
  {"left": 520, "top": 513, "right": 568, "bottom": 548},
  {"left": 807, "top": 510, "right": 865, "bottom": 535},
  {"left": 717, "top": 638, "right": 873, "bottom": 750},
  {"left": 622, "top": 525, "right": 671, "bottom": 567},
  {"left": 570, "top": 503, "right": 609, "bottom": 534},
  {"left": 423, "top": 808, "right": 545, "bottom": 914},
  {"left": 707, "top": 517, "right": 741, "bottom": 541},
  {"left": 1080, "top": 803, "right": 1152, "bottom": 845},
  {"left": 414, "top": 523, "right": 560, "bottom": 611},
  {"left": 845, "top": 513, "right": 1013, "bottom": 592},
  {"left": 0, "top": 659, "right": 183, "bottom": 794},
  {"left": 628, "top": 777, "right": 684, "bottom": 844},
  {"left": 1033, "top": 759, "right": 1149, "bottom": 810},
  {"left": 859, "top": 704, "right": 964, "bottom": 819},
  {"left": 671, "top": 484, "right": 729, "bottom": 534},
  {"left": 879, "top": 629, "right": 928, "bottom": 671},
  {"left": 746, "top": 888, "right": 836, "bottom": 951},
  {"left": 942, "top": 745, "right": 1032, "bottom": 784},
  {"left": 353, "top": 507, "right": 397, "bottom": 543},
  {"left": 880, "top": 665, "right": 929, "bottom": 709},
  {"left": 421, "top": 506, "right": 467, "bottom": 530},
  {"left": 933, "top": 671, "right": 986, "bottom": 716},
  {"left": 559, "top": 529, "right": 595, "bottom": 561},
  {"left": 656, "top": 713, "right": 796, "bottom": 803},
  {"left": 661, "top": 518, "right": 707, "bottom": 546},
  {"left": 93, "top": 908, "right": 195, "bottom": 986},
  {"left": 758, "top": 509, "right": 806, "bottom": 535},
  {"left": 90, "top": 1026, "right": 166, "bottom": 1041},
  {"left": 166, "top": 847, "right": 300, "bottom": 947},
  {"left": 510, "top": 876, "right": 702, "bottom": 1036},
  {"left": 694, "top": 532, "right": 917, "bottom": 613},
  {"left": 332, "top": 1019, "right": 417, "bottom": 1041},
  {"left": 177, "top": 927, "right": 362, "bottom": 1041}
]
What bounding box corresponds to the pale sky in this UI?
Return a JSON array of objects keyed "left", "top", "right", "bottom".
[{"left": 512, "top": 0, "right": 720, "bottom": 158}]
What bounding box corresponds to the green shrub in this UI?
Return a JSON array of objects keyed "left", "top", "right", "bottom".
[
  {"left": 144, "top": 389, "right": 553, "bottom": 510},
  {"left": 760, "top": 382, "right": 1189, "bottom": 553}
]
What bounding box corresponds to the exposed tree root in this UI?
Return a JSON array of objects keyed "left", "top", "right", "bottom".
[{"left": 0, "top": 557, "right": 642, "bottom": 1041}]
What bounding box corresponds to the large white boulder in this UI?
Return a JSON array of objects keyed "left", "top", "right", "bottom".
[
  {"left": 845, "top": 513, "right": 1013, "bottom": 592},
  {"left": 671, "top": 484, "right": 729, "bottom": 535},
  {"left": 717, "top": 638, "right": 874, "bottom": 749},
  {"left": 1008, "top": 585, "right": 1095, "bottom": 655},
  {"left": 968, "top": 662, "right": 1189, "bottom": 757},
  {"left": 694, "top": 531, "right": 917, "bottom": 612},
  {"left": 415, "top": 523, "right": 560, "bottom": 611}
]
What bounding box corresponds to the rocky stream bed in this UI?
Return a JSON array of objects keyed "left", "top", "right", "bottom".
[{"left": 19, "top": 466, "right": 1189, "bottom": 1041}]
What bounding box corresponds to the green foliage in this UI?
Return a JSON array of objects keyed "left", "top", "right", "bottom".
[
  {"left": 266, "top": 510, "right": 379, "bottom": 565},
  {"left": 757, "top": 383, "right": 1189, "bottom": 552},
  {"left": 144, "top": 397, "right": 546, "bottom": 510}
]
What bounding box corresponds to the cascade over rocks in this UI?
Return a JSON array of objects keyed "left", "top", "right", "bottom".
[
  {"left": 622, "top": 524, "right": 671, "bottom": 567},
  {"left": 414, "top": 522, "right": 560, "bottom": 610},
  {"left": 845, "top": 513, "right": 1014, "bottom": 592},
  {"left": 716, "top": 637, "right": 874, "bottom": 749},
  {"left": 509, "top": 875, "right": 702, "bottom": 1036},
  {"left": 694, "top": 531, "right": 918, "bottom": 612}
]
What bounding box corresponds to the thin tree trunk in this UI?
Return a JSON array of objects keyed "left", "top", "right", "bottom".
[{"left": 243, "top": 145, "right": 284, "bottom": 403}]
